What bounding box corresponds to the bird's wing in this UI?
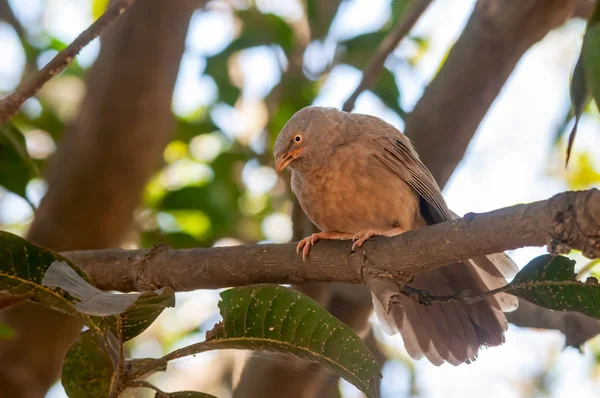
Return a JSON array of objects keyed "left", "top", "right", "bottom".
[{"left": 372, "top": 132, "right": 453, "bottom": 223}]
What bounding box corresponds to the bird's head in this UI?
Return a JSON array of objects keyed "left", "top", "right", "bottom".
[{"left": 273, "top": 106, "right": 343, "bottom": 173}]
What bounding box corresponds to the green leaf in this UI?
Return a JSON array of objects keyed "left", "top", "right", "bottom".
[
  {"left": 208, "top": 285, "right": 381, "bottom": 398},
  {"left": 62, "top": 330, "right": 115, "bottom": 398},
  {"left": 390, "top": 0, "right": 411, "bottom": 25},
  {"left": 372, "top": 68, "right": 405, "bottom": 117},
  {"left": 341, "top": 31, "right": 389, "bottom": 69},
  {"left": 157, "top": 392, "right": 218, "bottom": 398},
  {"left": 507, "top": 255, "right": 600, "bottom": 319},
  {"left": 0, "top": 231, "right": 94, "bottom": 321},
  {"left": 569, "top": 3, "right": 600, "bottom": 162},
  {"left": 0, "top": 122, "right": 38, "bottom": 200},
  {"left": 566, "top": 55, "right": 590, "bottom": 165},
  {"left": 0, "top": 231, "right": 174, "bottom": 340},
  {"left": 0, "top": 323, "right": 14, "bottom": 340},
  {"left": 42, "top": 260, "right": 175, "bottom": 341},
  {"left": 105, "top": 285, "right": 175, "bottom": 341},
  {"left": 236, "top": 10, "right": 295, "bottom": 52},
  {"left": 582, "top": 23, "right": 600, "bottom": 111}
]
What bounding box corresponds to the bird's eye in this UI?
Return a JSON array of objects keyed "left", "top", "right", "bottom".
[{"left": 294, "top": 135, "right": 302, "bottom": 142}]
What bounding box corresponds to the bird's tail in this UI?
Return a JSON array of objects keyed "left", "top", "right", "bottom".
[{"left": 372, "top": 253, "right": 518, "bottom": 365}]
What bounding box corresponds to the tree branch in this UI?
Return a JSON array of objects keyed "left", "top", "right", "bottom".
[
  {"left": 0, "top": 0, "right": 137, "bottom": 123},
  {"left": 342, "top": 0, "right": 432, "bottom": 112},
  {"left": 63, "top": 189, "right": 600, "bottom": 292},
  {"left": 404, "top": 0, "right": 580, "bottom": 187}
]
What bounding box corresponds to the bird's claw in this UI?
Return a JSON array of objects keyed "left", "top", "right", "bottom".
[
  {"left": 351, "top": 230, "right": 378, "bottom": 251},
  {"left": 296, "top": 235, "right": 317, "bottom": 262}
]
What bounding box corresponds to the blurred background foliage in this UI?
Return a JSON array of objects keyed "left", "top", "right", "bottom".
[{"left": 1, "top": 0, "right": 600, "bottom": 397}]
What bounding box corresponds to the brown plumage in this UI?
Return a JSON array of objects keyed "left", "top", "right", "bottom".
[{"left": 273, "top": 106, "right": 518, "bottom": 366}]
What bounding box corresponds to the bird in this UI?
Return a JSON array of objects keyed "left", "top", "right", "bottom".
[{"left": 273, "top": 106, "right": 518, "bottom": 366}]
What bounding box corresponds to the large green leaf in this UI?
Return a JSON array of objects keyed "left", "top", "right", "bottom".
[
  {"left": 507, "top": 255, "right": 600, "bottom": 318},
  {"left": 0, "top": 231, "right": 93, "bottom": 321},
  {"left": 0, "top": 231, "right": 174, "bottom": 340},
  {"left": 62, "top": 330, "right": 115, "bottom": 398},
  {"left": 0, "top": 122, "right": 38, "bottom": 200},
  {"left": 209, "top": 285, "right": 382, "bottom": 398}
]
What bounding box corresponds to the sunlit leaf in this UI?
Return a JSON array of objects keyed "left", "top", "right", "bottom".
[
  {"left": 507, "top": 255, "right": 600, "bottom": 319},
  {"left": 0, "top": 122, "right": 38, "bottom": 200},
  {"left": 92, "top": 0, "right": 110, "bottom": 20},
  {"left": 565, "top": 152, "right": 600, "bottom": 190},
  {"left": 208, "top": 285, "right": 382, "bottom": 398},
  {"left": 62, "top": 330, "right": 115, "bottom": 398}
]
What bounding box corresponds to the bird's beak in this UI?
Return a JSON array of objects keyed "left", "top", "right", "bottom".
[{"left": 275, "top": 147, "right": 303, "bottom": 173}]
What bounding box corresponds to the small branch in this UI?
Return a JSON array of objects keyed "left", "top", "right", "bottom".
[
  {"left": 63, "top": 189, "right": 600, "bottom": 293},
  {"left": 401, "top": 285, "right": 505, "bottom": 305},
  {"left": 127, "top": 380, "right": 169, "bottom": 397},
  {"left": 0, "top": 0, "right": 137, "bottom": 123},
  {"left": 342, "top": 0, "right": 432, "bottom": 112},
  {"left": 506, "top": 299, "right": 600, "bottom": 348}
]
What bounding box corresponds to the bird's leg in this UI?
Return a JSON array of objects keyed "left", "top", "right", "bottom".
[
  {"left": 296, "top": 231, "right": 354, "bottom": 262},
  {"left": 352, "top": 227, "right": 405, "bottom": 251}
]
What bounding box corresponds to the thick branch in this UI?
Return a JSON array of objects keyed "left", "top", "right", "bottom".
[
  {"left": 342, "top": 0, "right": 432, "bottom": 112},
  {"left": 404, "top": 0, "right": 580, "bottom": 187},
  {"left": 0, "top": 0, "right": 137, "bottom": 123},
  {"left": 64, "top": 189, "right": 600, "bottom": 292}
]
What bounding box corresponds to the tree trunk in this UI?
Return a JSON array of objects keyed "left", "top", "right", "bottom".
[{"left": 0, "top": 1, "right": 198, "bottom": 396}]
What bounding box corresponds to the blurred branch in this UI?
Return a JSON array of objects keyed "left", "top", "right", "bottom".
[
  {"left": 404, "top": 0, "right": 580, "bottom": 187},
  {"left": 506, "top": 299, "right": 600, "bottom": 348},
  {"left": 64, "top": 189, "right": 600, "bottom": 292},
  {"left": 0, "top": 0, "right": 25, "bottom": 38},
  {"left": 342, "top": 0, "right": 432, "bottom": 112},
  {"left": 0, "top": 0, "right": 137, "bottom": 123}
]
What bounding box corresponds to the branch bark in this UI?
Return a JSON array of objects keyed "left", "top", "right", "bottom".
[
  {"left": 0, "top": 0, "right": 138, "bottom": 123},
  {"left": 64, "top": 189, "right": 600, "bottom": 292},
  {"left": 0, "top": 1, "right": 198, "bottom": 396}
]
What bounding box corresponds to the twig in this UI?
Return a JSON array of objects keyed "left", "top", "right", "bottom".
[
  {"left": 0, "top": 0, "right": 137, "bottom": 123},
  {"left": 127, "top": 380, "right": 169, "bottom": 397},
  {"left": 401, "top": 285, "right": 506, "bottom": 305},
  {"left": 342, "top": 0, "right": 432, "bottom": 112}
]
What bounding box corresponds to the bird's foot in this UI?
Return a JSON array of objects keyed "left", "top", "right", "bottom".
[
  {"left": 296, "top": 231, "right": 354, "bottom": 262},
  {"left": 352, "top": 227, "right": 405, "bottom": 251}
]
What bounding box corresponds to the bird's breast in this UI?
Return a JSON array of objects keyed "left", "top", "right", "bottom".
[{"left": 290, "top": 156, "right": 421, "bottom": 233}]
